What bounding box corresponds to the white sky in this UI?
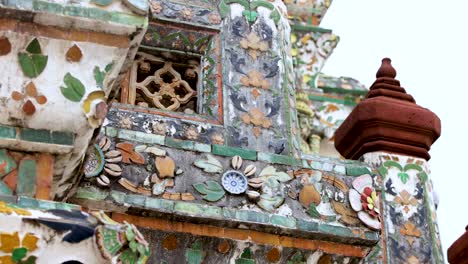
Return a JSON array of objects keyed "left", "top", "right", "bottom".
[{"left": 320, "top": 0, "right": 468, "bottom": 261}]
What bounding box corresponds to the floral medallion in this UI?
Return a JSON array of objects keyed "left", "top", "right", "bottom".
[
  {"left": 221, "top": 170, "right": 248, "bottom": 194},
  {"left": 83, "top": 144, "right": 105, "bottom": 178},
  {"left": 349, "top": 174, "right": 381, "bottom": 230}
]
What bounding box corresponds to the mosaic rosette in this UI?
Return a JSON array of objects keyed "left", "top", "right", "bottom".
[{"left": 221, "top": 170, "right": 248, "bottom": 194}]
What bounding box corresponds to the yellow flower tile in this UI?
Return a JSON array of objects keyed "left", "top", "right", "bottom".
[
  {"left": 0, "top": 232, "right": 19, "bottom": 253},
  {"left": 0, "top": 255, "right": 14, "bottom": 264},
  {"left": 291, "top": 34, "right": 297, "bottom": 43},
  {"left": 22, "top": 233, "right": 38, "bottom": 252}
]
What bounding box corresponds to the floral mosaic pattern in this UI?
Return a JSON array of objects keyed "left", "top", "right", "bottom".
[
  {"left": 284, "top": 0, "right": 333, "bottom": 26},
  {"left": 295, "top": 169, "right": 360, "bottom": 225},
  {"left": 317, "top": 74, "right": 367, "bottom": 91},
  {"left": 11, "top": 82, "right": 47, "bottom": 116},
  {"left": 18, "top": 38, "right": 47, "bottom": 79},
  {"left": 0, "top": 232, "right": 39, "bottom": 264},
  {"left": 219, "top": 0, "right": 301, "bottom": 156},
  {"left": 143, "top": 24, "right": 212, "bottom": 55},
  {"left": 83, "top": 136, "right": 197, "bottom": 200},
  {"left": 149, "top": 0, "right": 222, "bottom": 27},
  {"left": 93, "top": 211, "right": 150, "bottom": 263},
  {"left": 291, "top": 31, "right": 339, "bottom": 90},
  {"left": 349, "top": 174, "right": 381, "bottom": 230},
  {"left": 91, "top": 0, "right": 149, "bottom": 15},
  {"left": 193, "top": 154, "right": 295, "bottom": 212},
  {"left": 219, "top": 0, "right": 281, "bottom": 25},
  {"left": 368, "top": 153, "right": 444, "bottom": 263}
]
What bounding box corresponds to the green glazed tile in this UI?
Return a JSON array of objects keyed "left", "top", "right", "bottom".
[
  {"left": 309, "top": 161, "right": 322, "bottom": 170},
  {"left": 165, "top": 137, "right": 194, "bottom": 150},
  {"left": 37, "top": 200, "right": 57, "bottom": 210},
  {"left": 235, "top": 210, "right": 269, "bottom": 223},
  {"left": 90, "top": 0, "right": 113, "bottom": 6},
  {"left": 124, "top": 194, "right": 146, "bottom": 207},
  {"left": 7, "top": 0, "right": 33, "bottom": 9},
  {"left": 333, "top": 165, "right": 346, "bottom": 174},
  {"left": 110, "top": 190, "right": 126, "bottom": 204},
  {"left": 135, "top": 131, "right": 164, "bottom": 145},
  {"left": 64, "top": 5, "right": 89, "bottom": 18},
  {"left": 346, "top": 166, "right": 371, "bottom": 176},
  {"left": 297, "top": 219, "right": 318, "bottom": 232},
  {"left": 33, "top": 0, "right": 63, "bottom": 14},
  {"left": 16, "top": 158, "right": 37, "bottom": 197},
  {"left": 318, "top": 224, "right": 354, "bottom": 237},
  {"left": 145, "top": 197, "right": 174, "bottom": 212},
  {"left": 0, "top": 194, "right": 17, "bottom": 204},
  {"left": 0, "top": 125, "right": 17, "bottom": 139},
  {"left": 88, "top": 7, "right": 112, "bottom": 21},
  {"left": 322, "top": 163, "right": 334, "bottom": 172},
  {"left": 364, "top": 231, "right": 380, "bottom": 241},
  {"left": 193, "top": 142, "right": 211, "bottom": 153},
  {"left": 212, "top": 144, "right": 256, "bottom": 160},
  {"left": 0, "top": 181, "right": 13, "bottom": 195},
  {"left": 74, "top": 186, "right": 109, "bottom": 201},
  {"left": 257, "top": 152, "right": 301, "bottom": 166},
  {"left": 174, "top": 201, "right": 203, "bottom": 215},
  {"left": 117, "top": 129, "right": 137, "bottom": 141},
  {"left": 20, "top": 128, "right": 50, "bottom": 144},
  {"left": 110, "top": 12, "right": 147, "bottom": 26},
  {"left": 270, "top": 215, "right": 296, "bottom": 229},
  {"left": 185, "top": 240, "right": 204, "bottom": 264},
  {"left": 175, "top": 202, "right": 223, "bottom": 218},
  {"left": 17, "top": 196, "right": 39, "bottom": 209},
  {"left": 105, "top": 126, "right": 119, "bottom": 137},
  {"left": 199, "top": 205, "right": 223, "bottom": 218},
  {"left": 51, "top": 131, "right": 74, "bottom": 145},
  {"left": 55, "top": 202, "right": 81, "bottom": 211}
]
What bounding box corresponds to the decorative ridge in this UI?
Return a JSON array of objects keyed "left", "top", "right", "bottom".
[{"left": 367, "top": 58, "right": 415, "bottom": 103}]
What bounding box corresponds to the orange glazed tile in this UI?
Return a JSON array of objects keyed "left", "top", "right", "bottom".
[
  {"left": 35, "top": 153, "right": 54, "bottom": 200},
  {"left": 3, "top": 170, "right": 17, "bottom": 191}
]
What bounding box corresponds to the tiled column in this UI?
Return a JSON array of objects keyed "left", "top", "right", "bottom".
[
  {"left": 334, "top": 58, "right": 443, "bottom": 263},
  {"left": 220, "top": 0, "right": 301, "bottom": 158},
  {"left": 285, "top": 1, "right": 341, "bottom": 156}
]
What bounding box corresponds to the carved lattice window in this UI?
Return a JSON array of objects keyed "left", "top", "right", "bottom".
[
  {"left": 128, "top": 52, "right": 200, "bottom": 114},
  {"left": 118, "top": 21, "right": 222, "bottom": 124}
]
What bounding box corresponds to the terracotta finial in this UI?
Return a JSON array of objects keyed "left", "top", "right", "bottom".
[
  {"left": 334, "top": 58, "right": 441, "bottom": 161},
  {"left": 376, "top": 58, "right": 396, "bottom": 79},
  {"left": 367, "top": 57, "right": 414, "bottom": 103}
]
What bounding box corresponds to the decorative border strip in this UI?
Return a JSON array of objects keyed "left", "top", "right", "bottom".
[
  {"left": 0, "top": 125, "right": 74, "bottom": 145},
  {"left": 73, "top": 186, "right": 379, "bottom": 248},
  {"left": 103, "top": 125, "right": 372, "bottom": 175},
  {"left": 0, "top": 0, "right": 146, "bottom": 27},
  {"left": 0, "top": 18, "right": 131, "bottom": 48},
  {"left": 0, "top": 194, "right": 81, "bottom": 211},
  {"left": 290, "top": 24, "right": 332, "bottom": 33},
  {"left": 320, "top": 86, "right": 368, "bottom": 96},
  {"left": 112, "top": 212, "right": 372, "bottom": 258},
  {"left": 308, "top": 94, "right": 360, "bottom": 106},
  {"left": 0, "top": 125, "right": 74, "bottom": 154}
]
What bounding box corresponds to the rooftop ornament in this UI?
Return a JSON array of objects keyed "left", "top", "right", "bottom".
[{"left": 334, "top": 58, "right": 441, "bottom": 160}]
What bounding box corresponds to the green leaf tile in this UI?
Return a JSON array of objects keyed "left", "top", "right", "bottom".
[
  {"left": 61, "top": 72, "right": 85, "bottom": 102},
  {"left": 18, "top": 53, "right": 48, "bottom": 78}
]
